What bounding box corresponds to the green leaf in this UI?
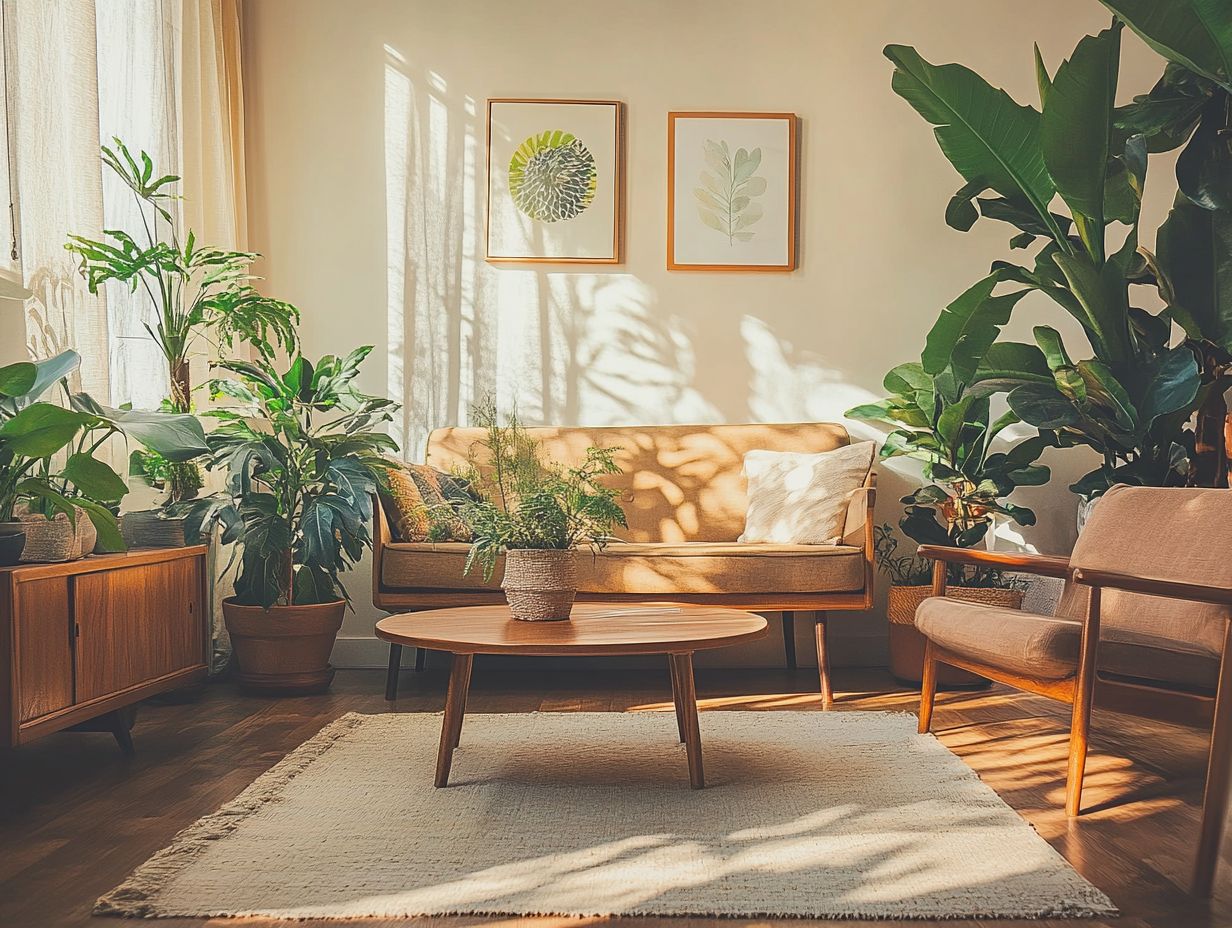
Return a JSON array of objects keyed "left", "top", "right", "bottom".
[
  {"left": 1137, "top": 347, "right": 1201, "bottom": 426},
  {"left": 945, "top": 179, "right": 984, "bottom": 231},
  {"left": 884, "top": 44, "right": 1062, "bottom": 242},
  {"left": 0, "top": 362, "right": 36, "bottom": 398},
  {"left": 922, "top": 273, "right": 1027, "bottom": 382},
  {"left": 1157, "top": 192, "right": 1232, "bottom": 352},
  {"left": 1051, "top": 251, "right": 1133, "bottom": 366},
  {"left": 1007, "top": 383, "right": 1083, "bottom": 429},
  {"left": 1099, "top": 0, "right": 1232, "bottom": 90},
  {"left": 1176, "top": 96, "right": 1232, "bottom": 210},
  {"left": 1034, "top": 44, "right": 1053, "bottom": 107},
  {"left": 74, "top": 498, "right": 125, "bottom": 553},
  {"left": 62, "top": 453, "right": 128, "bottom": 503},
  {"left": 1040, "top": 25, "right": 1122, "bottom": 250},
  {"left": 1033, "top": 325, "right": 1074, "bottom": 370},
  {"left": 70, "top": 394, "right": 208, "bottom": 462},
  {"left": 0, "top": 403, "right": 87, "bottom": 458}
]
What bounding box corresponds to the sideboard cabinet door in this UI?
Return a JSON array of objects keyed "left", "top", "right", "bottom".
[
  {"left": 74, "top": 557, "right": 205, "bottom": 703},
  {"left": 14, "top": 577, "right": 73, "bottom": 722}
]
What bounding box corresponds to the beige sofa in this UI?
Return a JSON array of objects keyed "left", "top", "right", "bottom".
[{"left": 373, "top": 423, "right": 876, "bottom": 701}]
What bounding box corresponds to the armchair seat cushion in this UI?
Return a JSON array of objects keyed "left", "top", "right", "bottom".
[
  {"left": 915, "top": 598, "right": 1082, "bottom": 680},
  {"left": 916, "top": 597, "right": 1222, "bottom": 691},
  {"left": 381, "top": 541, "right": 865, "bottom": 595}
]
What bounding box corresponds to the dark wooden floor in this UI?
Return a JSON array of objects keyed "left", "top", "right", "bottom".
[{"left": 1, "top": 664, "right": 1230, "bottom": 928}]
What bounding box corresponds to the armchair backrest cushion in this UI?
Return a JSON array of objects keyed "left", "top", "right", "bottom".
[
  {"left": 425, "top": 423, "right": 851, "bottom": 543},
  {"left": 1063, "top": 485, "right": 1232, "bottom": 655}
]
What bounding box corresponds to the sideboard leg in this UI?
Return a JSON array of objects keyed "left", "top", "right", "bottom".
[
  {"left": 385, "top": 644, "right": 402, "bottom": 701},
  {"left": 782, "top": 611, "right": 797, "bottom": 670},
  {"left": 108, "top": 708, "right": 136, "bottom": 756}
]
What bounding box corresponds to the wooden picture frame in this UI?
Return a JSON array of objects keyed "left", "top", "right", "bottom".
[
  {"left": 486, "top": 98, "right": 624, "bottom": 265},
  {"left": 667, "top": 111, "right": 798, "bottom": 272}
]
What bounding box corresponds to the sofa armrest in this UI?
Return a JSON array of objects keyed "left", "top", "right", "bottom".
[
  {"left": 917, "top": 544, "right": 1071, "bottom": 578},
  {"left": 841, "top": 472, "right": 877, "bottom": 546}
]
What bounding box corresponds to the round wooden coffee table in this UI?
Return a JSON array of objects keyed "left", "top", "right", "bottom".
[{"left": 375, "top": 603, "right": 768, "bottom": 789}]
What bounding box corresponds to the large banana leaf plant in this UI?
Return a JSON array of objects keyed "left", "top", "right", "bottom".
[
  {"left": 178, "top": 348, "right": 398, "bottom": 609},
  {"left": 1101, "top": 0, "right": 1232, "bottom": 486},
  {"left": 849, "top": 280, "right": 1052, "bottom": 554},
  {"left": 0, "top": 351, "right": 208, "bottom": 550},
  {"left": 65, "top": 138, "right": 300, "bottom": 504},
  {"left": 886, "top": 22, "right": 1203, "bottom": 498}
]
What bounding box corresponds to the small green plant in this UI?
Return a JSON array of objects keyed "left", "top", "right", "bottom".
[
  {"left": 875, "top": 523, "right": 1024, "bottom": 591},
  {"left": 178, "top": 348, "right": 398, "bottom": 608},
  {"left": 454, "top": 399, "right": 628, "bottom": 580}
]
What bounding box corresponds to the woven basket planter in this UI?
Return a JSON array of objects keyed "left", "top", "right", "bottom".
[
  {"left": 121, "top": 508, "right": 190, "bottom": 548},
  {"left": 887, "top": 584, "right": 1024, "bottom": 687},
  {"left": 15, "top": 504, "right": 97, "bottom": 563},
  {"left": 502, "top": 548, "right": 578, "bottom": 621}
]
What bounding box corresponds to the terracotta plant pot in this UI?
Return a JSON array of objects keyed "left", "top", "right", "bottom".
[
  {"left": 886, "top": 584, "right": 1024, "bottom": 688},
  {"left": 0, "top": 524, "right": 25, "bottom": 566},
  {"left": 501, "top": 548, "right": 577, "bottom": 621},
  {"left": 222, "top": 598, "right": 346, "bottom": 694}
]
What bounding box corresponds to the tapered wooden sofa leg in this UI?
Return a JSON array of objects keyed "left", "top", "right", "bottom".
[
  {"left": 1066, "top": 587, "right": 1101, "bottom": 818},
  {"left": 385, "top": 643, "right": 402, "bottom": 701},
  {"left": 815, "top": 613, "right": 833, "bottom": 707},
  {"left": 782, "top": 611, "right": 797, "bottom": 670}
]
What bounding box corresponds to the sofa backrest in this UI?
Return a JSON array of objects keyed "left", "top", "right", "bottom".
[{"left": 426, "top": 422, "right": 851, "bottom": 543}]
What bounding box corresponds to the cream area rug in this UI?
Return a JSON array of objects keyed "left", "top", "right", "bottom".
[{"left": 97, "top": 711, "right": 1115, "bottom": 920}]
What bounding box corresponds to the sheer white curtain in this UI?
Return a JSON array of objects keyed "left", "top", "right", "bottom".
[{"left": 6, "top": 0, "right": 246, "bottom": 411}]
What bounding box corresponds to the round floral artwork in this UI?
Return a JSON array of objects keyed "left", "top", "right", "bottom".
[{"left": 508, "top": 130, "right": 597, "bottom": 223}]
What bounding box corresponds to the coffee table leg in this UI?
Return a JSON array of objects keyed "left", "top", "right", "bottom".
[
  {"left": 453, "top": 654, "right": 474, "bottom": 748},
  {"left": 435, "top": 652, "right": 473, "bottom": 788},
  {"left": 670, "top": 652, "right": 704, "bottom": 789},
  {"left": 668, "top": 655, "right": 686, "bottom": 743}
]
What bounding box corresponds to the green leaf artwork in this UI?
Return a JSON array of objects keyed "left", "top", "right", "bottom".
[
  {"left": 694, "top": 140, "right": 767, "bottom": 244},
  {"left": 508, "top": 130, "right": 598, "bottom": 222}
]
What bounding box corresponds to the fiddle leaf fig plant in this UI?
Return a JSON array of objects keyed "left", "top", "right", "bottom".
[{"left": 179, "top": 348, "right": 399, "bottom": 609}]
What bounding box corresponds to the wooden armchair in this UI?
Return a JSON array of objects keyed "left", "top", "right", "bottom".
[{"left": 913, "top": 485, "right": 1232, "bottom": 896}]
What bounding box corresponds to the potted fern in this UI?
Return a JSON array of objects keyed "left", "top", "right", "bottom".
[
  {"left": 455, "top": 400, "right": 627, "bottom": 621},
  {"left": 180, "top": 348, "right": 397, "bottom": 692}
]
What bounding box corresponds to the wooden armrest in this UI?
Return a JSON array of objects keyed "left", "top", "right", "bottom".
[
  {"left": 1072, "top": 567, "right": 1232, "bottom": 606},
  {"left": 916, "top": 545, "right": 1072, "bottom": 579}
]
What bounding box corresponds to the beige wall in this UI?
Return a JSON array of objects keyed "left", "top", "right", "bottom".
[{"left": 242, "top": 0, "right": 1174, "bottom": 664}]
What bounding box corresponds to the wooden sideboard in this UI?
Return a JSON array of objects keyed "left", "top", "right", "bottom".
[{"left": 0, "top": 545, "right": 209, "bottom": 752}]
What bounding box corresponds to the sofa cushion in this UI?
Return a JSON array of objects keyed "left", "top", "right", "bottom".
[
  {"left": 915, "top": 598, "right": 1082, "bottom": 680},
  {"left": 381, "top": 541, "right": 865, "bottom": 595},
  {"left": 380, "top": 462, "right": 473, "bottom": 542},
  {"left": 739, "top": 442, "right": 875, "bottom": 545}
]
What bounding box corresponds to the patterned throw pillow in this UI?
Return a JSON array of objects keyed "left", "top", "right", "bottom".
[{"left": 382, "top": 462, "right": 474, "bottom": 542}]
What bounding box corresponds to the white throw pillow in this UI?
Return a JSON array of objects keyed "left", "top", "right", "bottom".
[{"left": 738, "top": 442, "right": 875, "bottom": 545}]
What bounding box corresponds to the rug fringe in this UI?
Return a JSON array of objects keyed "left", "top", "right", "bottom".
[{"left": 94, "top": 712, "right": 366, "bottom": 918}]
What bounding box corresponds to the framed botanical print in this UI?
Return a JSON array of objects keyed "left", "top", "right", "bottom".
[
  {"left": 486, "top": 99, "right": 623, "bottom": 264},
  {"left": 667, "top": 112, "right": 798, "bottom": 271}
]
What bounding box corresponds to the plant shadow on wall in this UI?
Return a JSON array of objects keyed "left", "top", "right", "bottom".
[{"left": 383, "top": 46, "right": 801, "bottom": 446}]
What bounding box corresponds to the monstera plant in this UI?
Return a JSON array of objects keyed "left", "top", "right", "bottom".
[
  {"left": 1099, "top": 0, "right": 1232, "bottom": 486},
  {"left": 179, "top": 348, "right": 397, "bottom": 693},
  {"left": 65, "top": 138, "right": 299, "bottom": 505},
  {"left": 885, "top": 22, "right": 1203, "bottom": 498}
]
